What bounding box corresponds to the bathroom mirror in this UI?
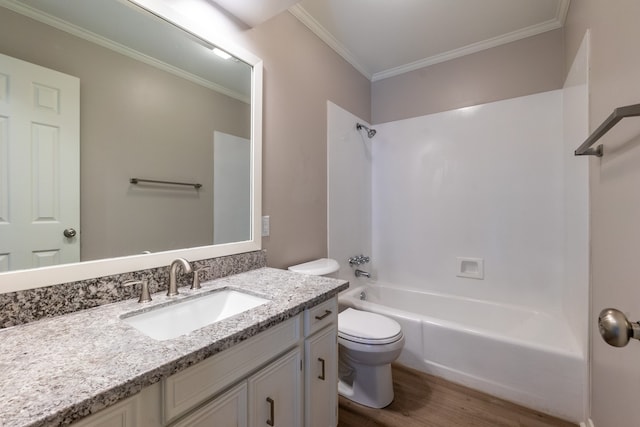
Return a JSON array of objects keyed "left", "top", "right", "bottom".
[{"left": 0, "top": 0, "right": 263, "bottom": 291}]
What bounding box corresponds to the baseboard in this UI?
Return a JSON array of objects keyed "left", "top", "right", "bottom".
[{"left": 580, "top": 419, "right": 595, "bottom": 427}]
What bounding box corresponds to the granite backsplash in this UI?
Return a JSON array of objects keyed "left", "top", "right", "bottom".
[{"left": 0, "top": 250, "right": 267, "bottom": 328}]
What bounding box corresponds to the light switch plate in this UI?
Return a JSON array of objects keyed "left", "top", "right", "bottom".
[{"left": 261, "top": 215, "right": 270, "bottom": 237}]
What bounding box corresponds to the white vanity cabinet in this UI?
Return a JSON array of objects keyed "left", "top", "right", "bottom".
[
  {"left": 162, "top": 314, "right": 302, "bottom": 426},
  {"left": 174, "top": 347, "right": 303, "bottom": 427},
  {"left": 304, "top": 298, "right": 339, "bottom": 427},
  {"left": 305, "top": 324, "right": 338, "bottom": 427},
  {"left": 72, "top": 296, "right": 340, "bottom": 427}
]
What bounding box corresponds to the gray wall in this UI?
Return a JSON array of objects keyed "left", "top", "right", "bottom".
[
  {"left": 212, "top": 8, "right": 562, "bottom": 270},
  {"left": 371, "top": 29, "right": 565, "bottom": 124},
  {"left": 1, "top": 4, "right": 566, "bottom": 275},
  {"left": 0, "top": 8, "right": 250, "bottom": 261},
  {"left": 237, "top": 12, "right": 372, "bottom": 269}
]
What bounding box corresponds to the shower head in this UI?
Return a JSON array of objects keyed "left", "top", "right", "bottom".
[{"left": 356, "top": 123, "right": 377, "bottom": 138}]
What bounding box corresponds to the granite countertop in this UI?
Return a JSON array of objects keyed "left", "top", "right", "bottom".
[{"left": 0, "top": 267, "right": 348, "bottom": 427}]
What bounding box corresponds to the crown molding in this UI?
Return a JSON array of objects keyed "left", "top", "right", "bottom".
[
  {"left": 372, "top": 15, "right": 566, "bottom": 81},
  {"left": 290, "top": 0, "right": 571, "bottom": 83},
  {"left": 556, "top": 0, "right": 571, "bottom": 27},
  {"left": 288, "top": 4, "right": 372, "bottom": 80},
  {"left": 0, "top": 0, "right": 250, "bottom": 103}
]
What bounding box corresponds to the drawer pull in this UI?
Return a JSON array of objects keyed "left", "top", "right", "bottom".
[
  {"left": 318, "top": 357, "right": 326, "bottom": 380},
  {"left": 266, "top": 397, "right": 275, "bottom": 426},
  {"left": 315, "top": 310, "right": 332, "bottom": 320}
]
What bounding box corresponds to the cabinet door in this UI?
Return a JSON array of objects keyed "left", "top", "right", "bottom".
[
  {"left": 248, "top": 348, "right": 303, "bottom": 427},
  {"left": 71, "top": 384, "right": 162, "bottom": 427},
  {"left": 305, "top": 325, "right": 338, "bottom": 427},
  {"left": 172, "top": 382, "right": 247, "bottom": 427},
  {"left": 70, "top": 397, "right": 138, "bottom": 427},
  {"left": 162, "top": 316, "right": 301, "bottom": 423}
]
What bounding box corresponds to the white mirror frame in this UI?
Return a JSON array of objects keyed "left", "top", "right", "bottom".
[{"left": 0, "top": 0, "right": 263, "bottom": 293}]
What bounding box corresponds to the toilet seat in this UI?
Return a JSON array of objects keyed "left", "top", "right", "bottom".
[{"left": 338, "top": 308, "right": 403, "bottom": 345}]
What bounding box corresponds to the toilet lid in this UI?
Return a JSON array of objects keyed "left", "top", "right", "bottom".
[
  {"left": 288, "top": 258, "right": 339, "bottom": 276},
  {"left": 338, "top": 308, "right": 403, "bottom": 345}
]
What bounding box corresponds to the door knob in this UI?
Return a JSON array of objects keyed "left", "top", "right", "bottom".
[
  {"left": 598, "top": 308, "right": 640, "bottom": 347},
  {"left": 63, "top": 228, "right": 77, "bottom": 238}
]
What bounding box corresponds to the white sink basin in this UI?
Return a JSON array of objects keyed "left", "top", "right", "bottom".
[{"left": 121, "top": 289, "right": 269, "bottom": 340}]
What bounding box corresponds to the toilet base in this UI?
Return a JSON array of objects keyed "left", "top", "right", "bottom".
[{"left": 338, "top": 362, "right": 395, "bottom": 408}]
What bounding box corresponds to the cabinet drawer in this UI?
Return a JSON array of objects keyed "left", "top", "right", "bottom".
[
  {"left": 304, "top": 298, "right": 337, "bottom": 337},
  {"left": 71, "top": 396, "right": 138, "bottom": 427},
  {"left": 171, "top": 382, "right": 247, "bottom": 427},
  {"left": 163, "top": 315, "right": 301, "bottom": 423}
]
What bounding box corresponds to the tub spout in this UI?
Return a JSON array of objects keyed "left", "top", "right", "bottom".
[{"left": 355, "top": 269, "right": 370, "bottom": 278}]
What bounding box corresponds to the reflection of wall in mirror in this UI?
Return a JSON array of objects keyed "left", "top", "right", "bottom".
[{"left": 0, "top": 7, "right": 251, "bottom": 263}]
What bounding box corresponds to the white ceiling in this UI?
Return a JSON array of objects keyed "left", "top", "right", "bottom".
[
  {"left": 289, "top": 0, "right": 570, "bottom": 81},
  {"left": 210, "top": 0, "right": 299, "bottom": 27},
  {"left": 12, "top": 0, "right": 570, "bottom": 88}
]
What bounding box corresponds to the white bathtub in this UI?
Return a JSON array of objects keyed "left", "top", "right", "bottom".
[{"left": 339, "top": 283, "right": 585, "bottom": 422}]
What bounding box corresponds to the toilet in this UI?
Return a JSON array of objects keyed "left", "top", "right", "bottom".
[{"left": 288, "top": 258, "right": 405, "bottom": 408}]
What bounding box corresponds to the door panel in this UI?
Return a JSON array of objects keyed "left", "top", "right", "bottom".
[
  {"left": 305, "top": 325, "right": 338, "bottom": 427},
  {"left": 248, "top": 348, "right": 302, "bottom": 427},
  {"left": 32, "top": 123, "right": 61, "bottom": 221},
  {"left": 0, "top": 115, "right": 8, "bottom": 224}
]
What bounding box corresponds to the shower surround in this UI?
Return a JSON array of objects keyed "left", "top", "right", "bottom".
[
  {"left": 372, "top": 91, "right": 565, "bottom": 311},
  {"left": 328, "top": 64, "right": 588, "bottom": 421}
]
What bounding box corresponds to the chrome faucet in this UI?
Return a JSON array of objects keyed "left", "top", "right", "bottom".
[
  {"left": 167, "top": 258, "right": 192, "bottom": 296},
  {"left": 355, "top": 269, "right": 370, "bottom": 278},
  {"left": 348, "top": 255, "right": 370, "bottom": 267}
]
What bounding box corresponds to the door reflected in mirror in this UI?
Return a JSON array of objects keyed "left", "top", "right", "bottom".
[{"left": 0, "top": 0, "right": 254, "bottom": 273}]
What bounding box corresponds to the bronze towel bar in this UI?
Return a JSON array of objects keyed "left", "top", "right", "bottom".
[
  {"left": 575, "top": 103, "right": 640, "bottom": 157},
  {"left": 129, "top": 178, "right": 202, "bottom": 189}
]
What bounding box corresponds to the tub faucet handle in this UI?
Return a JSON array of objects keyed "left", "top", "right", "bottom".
[{"left": 348, "top": 255, "right": 370, "bottom": 267}]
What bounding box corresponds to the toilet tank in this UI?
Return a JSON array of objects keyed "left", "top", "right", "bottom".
[{"left": 288, "top": 258, "right": 339, "bottom": 278}]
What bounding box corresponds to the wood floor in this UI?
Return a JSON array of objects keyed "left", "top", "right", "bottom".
[{"left": 338, "top": 364, "right": 577, "bottom": 427}]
